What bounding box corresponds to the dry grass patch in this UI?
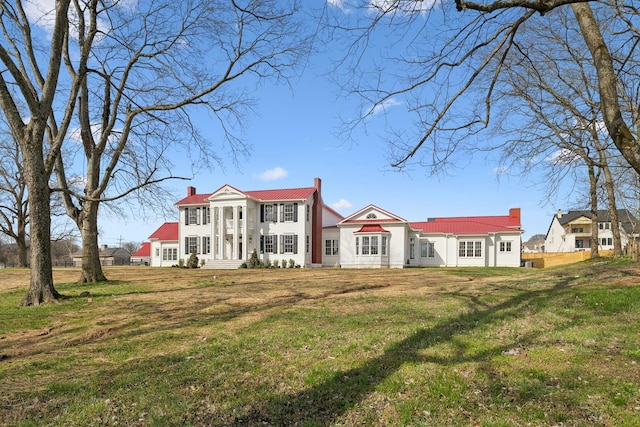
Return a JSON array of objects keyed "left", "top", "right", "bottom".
[{"left": 1, "top": 263, "right": 639, "bottom": 426}]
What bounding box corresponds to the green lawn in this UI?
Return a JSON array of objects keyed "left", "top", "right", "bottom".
[{"left": 0, "top": 262, "right": 639, "bottom": 426}]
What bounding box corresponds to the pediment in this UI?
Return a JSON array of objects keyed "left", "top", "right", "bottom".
[
  {"left": 208, "top": 184, "right": 248, "bottom": 201},
  {"left": 339, "top": 204, "right": 407, "bottom": 224}
]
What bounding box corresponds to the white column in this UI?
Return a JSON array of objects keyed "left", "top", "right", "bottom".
[
  {"left": 232, "top": 205, "right": 238, "bottom": 260},
  {"left": 217, "top": 207, "right": 224, "bottom": 260}
]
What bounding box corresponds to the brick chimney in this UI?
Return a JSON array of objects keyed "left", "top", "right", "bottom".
[
  {"left": 187, "top": 186, "right": 196, "bottom": 197},
  {"left": 509, "top": 208, "right": 521, "bottom": 223},
  {"left": 312, "top": 178, "right": 323, "bottom": 265}
]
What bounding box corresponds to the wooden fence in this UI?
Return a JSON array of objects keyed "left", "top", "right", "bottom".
[{"left": 521, "top": 250, "right": 615, "bottom": 269}]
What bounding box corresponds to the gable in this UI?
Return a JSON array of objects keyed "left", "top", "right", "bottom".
[
  {"left": 208, "top": 184, "right": 249, "bottom": 201},
  {"left": 339, "top": 204, "right": 406, "bottom": 224}
]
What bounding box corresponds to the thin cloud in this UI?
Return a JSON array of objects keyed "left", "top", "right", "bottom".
[
  {"left": 331, "top": 198, "right": 353, "bottom": 212},
  {"left": 367, "top": 97, "right": 402, "bottom": 116},
  {"left": 254, "top": 167, "right": 288, "bottom": 182}
]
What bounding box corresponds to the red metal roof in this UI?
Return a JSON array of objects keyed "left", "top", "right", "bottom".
[
  {"left": 175, "top": 186, "right": 316, "bottom": 206},
  {"left": 175, "top": 193, "right": 213, "bottom": 206},
  {"left": 149, "top": 222, "right": 178, "bottom": 241},
  {"left": 355, "top": 224, "right": 390, "bottom": 233},
  {"left": 410, "top": 217, "right": 521, "bottom": 235},
  {"left": 131, "top": 242, "right": 151, "bottom": 257},
  {"left": 244, "top": 186, "right": 316, "bottom": 201}
]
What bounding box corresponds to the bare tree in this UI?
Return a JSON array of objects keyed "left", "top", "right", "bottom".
[
  {"left": 0, "top": 0, "right": 310, "bottom": 303},
  {"left": 0, "top": 131, "right": 29, "bottom": 266},
  {"left": 326, "top": 1, "right": 640, "bottom": 178}
]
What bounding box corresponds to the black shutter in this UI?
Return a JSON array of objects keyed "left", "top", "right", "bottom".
[
  {"left": 294, "top": 235, "right": 298, "bottom": 254},
  {"left": 260, "top": 205, "right": 264, "bottom": 223},
  {"left": 185, "top": 208, "right": 189, "bottom": 225},
  {"left": 274, "top": 204, "right": 278, "bottom": 222},
  {"left": 273, "top": 235, "right": 278, "bottom": 254},
  {"left": 294, "top": 203, "right": 298, "bottom": 222},
  {"left": 185, "top": 237, "right": 189, "bottom": 255},
  {"left": 260, "top": 235, "right": 264, "bottom": 254},
  {"left": 280, "top": 235, "right": 284, "bottom": 254}
]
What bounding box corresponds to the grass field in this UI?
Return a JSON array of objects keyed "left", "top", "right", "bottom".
[{"left": 1, "top": 261, "right": 639, "bottom": 426}]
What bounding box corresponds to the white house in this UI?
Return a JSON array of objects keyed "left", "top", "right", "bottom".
[
  {"left": 544, "top": 209, "right": 639, "bottom": 252},
  {"left": 144, "top": 178, "right": 523, "bottom": 268}
]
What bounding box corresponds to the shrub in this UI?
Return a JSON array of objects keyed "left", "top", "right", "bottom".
[
  {"left": 289, "top": 259, "right": 295, "bottom": 268},
  {"left": 281, "top": 259, "right": 287, "bottom": 268},
  {"left": 187, "top": 252, "right": 199, "bottom": 269},
  {"left": 178, "top": 259, "right": 185, "bottom": 268},
  {"left": 248, "top": 249, "right": 260, "bottom": 268}
]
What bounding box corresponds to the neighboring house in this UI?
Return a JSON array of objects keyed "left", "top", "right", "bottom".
[
  {"left": 131, "top": 242, "right": 151, "bottom": 265},
  {"left": 142, "top": 178, "right": 524, "bottom": 268},
  {"left": 72, "top": 245, "right": 131, "bottom": 266},
  {"left": 544, "top": 209, "right": 639, "bottom": 252}
]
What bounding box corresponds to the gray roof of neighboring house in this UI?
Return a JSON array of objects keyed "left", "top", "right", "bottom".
[
  {"left": 72, "top": 247, "right": 131, "bottom": 259},
  {"left": 557, "top": 209, "right": 640, "bottom": 234}
]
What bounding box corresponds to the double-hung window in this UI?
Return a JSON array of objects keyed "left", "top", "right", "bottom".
[
  {"left": 263, "top": 204, "right": 277, "bottom": 222},
  {"left": 163, "top": 248, "right": 177, "bottom": 261},
  {"left": 325, "top": 239, "right": 339, "bottom": 256},
  {"left": 370, "top": 236, "right": 379, "bottom": 255},
  {"left": 282, "top": 203, "right": 297, "bottom": 222},
  {"left": 261, "top": 235, "right": 277, "bottom": 253},
  {"left": 362, "top": 236, "right": 370, "bottom": 255},
  {"left": 187, "top": 208, "right": 199, "bottom": 225},
  {"left": 281, "top": 234, "right": 297, "bottom": 254},
  {"left": 185, "top": 236, "right": 199, "bottom": 255},
  {"left": 499, "top": 241, "right": 512, "bottom": 253},
  {"left": 459, "top": 241, "right": 482, "bottom": 258}
]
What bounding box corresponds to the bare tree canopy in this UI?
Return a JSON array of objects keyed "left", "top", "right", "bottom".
[
  {"left": 0, "top": 0, "right": 311, "bottom": 304},
  {"left": 326, "top": 0, "right": 640, "bottom": 176}
]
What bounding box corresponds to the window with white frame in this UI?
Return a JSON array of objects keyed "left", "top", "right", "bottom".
[
  {"left": 163, "top": 248, "right": 177, "bottom": 261},
  {"left": 187, "top": 208, "right": 199, "bottom": 225},
  {"left": 155, "top": 248, "right": 160, "bottom": 257},
  {"left": 362, "top": 236, "right": 370, "bottom": 255},
  {"left": 421, "top": 241, "right": 428, "bottom": 258},
  {"left": 428, "top": 242, "right": 435, "bottom": 258},
  {"left": 459, "top": 241, "right": 482, "bottom": 257},
  {"left": 282, "top": 203, "right": 297, "bottom": 222},
  {"left": 599, "top": 222, "right": 611, "bottom": 230},
  {"left": 261, "top": 235, "right": 277, "bottom": 253},
  {"left": 203, "top": 207, "right": 210, "bottom": 225},
  {"left": 370, "top": 236, "right": 379, "bottom": 255},
  {"left": 185, "top": 236, "right": 199, "bottom": 254},
  {"left": 281, "top": 234, "right": 297, "bottom": 254},
  {"left": 499, "top": 241, "right": 512, "bottom": 253},
  {"left": 263, "top": 204, "right": 277, "bottom": 222},
  {"left": 381, "top": 236, "right": 387, "bottom": 255},
  {"left": 600, "top": 237, "right": 612, "bottom": 246},
  {"left": 325, "top": 239, "right": 339, "bottom": 256}
]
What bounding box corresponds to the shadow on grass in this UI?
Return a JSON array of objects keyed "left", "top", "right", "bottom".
[{"left": 221, "top": 277, "right": 580, "bottom": 426}]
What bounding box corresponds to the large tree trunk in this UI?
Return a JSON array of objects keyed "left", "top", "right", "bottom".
[
  {"left": 588, "top": 165, "right": 599, "bottom": 259},
  {"left": 572, "top": 3, "right": 640, "bottom": 175},
  {"left": 78, "top": 199, "right": 107, "bottom": 284},
  {"left": 19, "top": 132, "right": 60, "bottom": 306},
  {"left": 601, "top": 165, "right": 622, "bottom": 256}
]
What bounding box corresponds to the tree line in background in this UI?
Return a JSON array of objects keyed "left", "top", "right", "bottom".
[{"left": 2, "top": 0, "right": 640, "bottom": 305}]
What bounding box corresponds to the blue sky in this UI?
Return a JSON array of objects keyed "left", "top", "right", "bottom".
[{"left": 94, "top": 2, "right": 573, "bottom": 247}]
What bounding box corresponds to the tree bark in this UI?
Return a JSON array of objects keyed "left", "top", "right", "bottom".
[
  {"left": 601, "top": 163, "right": 622, "bottom": 256},
  {"left": 587, "top": 164, "right": 600, "bottom": 259},
  {"left": 78, "top": 199, "right": 107, "bottom": 284},
  {"left": 572, "top": 3, "right": 640, "bottom": 175},
  {"left": 19, "top": 127, "right": 60, "bottom": 306}
]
